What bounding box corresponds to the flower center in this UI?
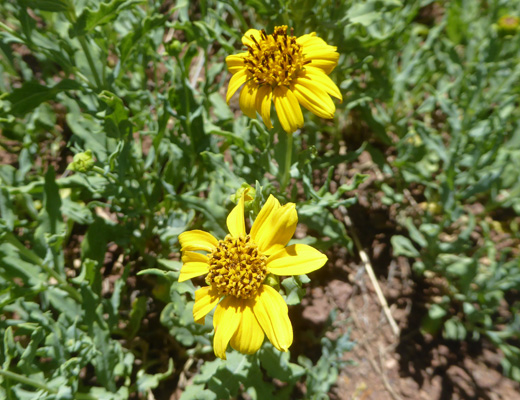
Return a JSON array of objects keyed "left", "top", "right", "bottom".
[
  {"left": 207, "top": 235, "right": 267, "bottom": 299},
  {"left": 244, "top": 25, "right": 308, "bottom": 87}
]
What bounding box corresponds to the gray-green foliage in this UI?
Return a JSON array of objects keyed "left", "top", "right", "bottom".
[
  {"left": 0, "top": 0, "right": 364, "bottom": 398},
  {"left": 382, "top": 0, "right": 520, "bottom": 381},
  {"left": 1, "top": 0, "right": 520, "bottom": 398}
]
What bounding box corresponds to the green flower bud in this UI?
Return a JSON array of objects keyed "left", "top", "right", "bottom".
[
  {"left": 67, "top": 150, "right": 94, "bottom": 173},
  {"left": 166, "top": 40, "right": 184, "bottom": 56},
  {"left": 230, "top": 183, "right": 256, "bottom": 209},
  {"left": 497, "top": 15, "right": 520, "bottom": 36}
]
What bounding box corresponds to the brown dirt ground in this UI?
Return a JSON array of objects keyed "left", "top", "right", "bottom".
[
  {"left": 297, "top": 148, "right": 520, "bottom": 400},
  {"left": 308, "top": 253, "right": 520, "bottom": 400}
]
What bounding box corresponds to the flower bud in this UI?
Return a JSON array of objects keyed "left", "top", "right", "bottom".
[
  {"left": 230, "top": 183, "right": 256, "bottom": 209},
  {"left": 67, "top": 150, "right": 94, "bottom": 173},
  {"left": 497, "top": 15, "right": 520, "bottom": 36},
  {"left": 166, "top": 40, "right": 184, "bottom": 56}
]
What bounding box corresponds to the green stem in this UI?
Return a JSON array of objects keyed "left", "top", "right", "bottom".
[
  {"left": 75, "top": 393, "right": 100, "bottom": 400},
  {"left": 281, "top": 132, "right": 293, "bottom": 192},
  {"left": 283, "top": 0, "right": 291, "bottom": 25},
  {"left": 0, "top": 21, "right": 18, "bottom": 36},
  {"left": 0, "top": 368, "right": 57, "bottom": 394},
  {"left": 92, "top": 166, "right": 118, "bottom": 182},
  {"left": 175, "top": 55, "right": 197, "bottom": 173},
  {"left": 176, "top": 57, "right": 192, "bottom": 140},
  {"left": 78, "top": 36, "right": 102, "bottom": 89},
  {"left": 66, "top": 8, "right": 102, "bottom": 89},
  {"left": 2, "top": 232, "right": 82, "bottom": 302},
  {"left": 73, "top": 70, "right": 97, "bottom": 90},
  {"left": 0, "top": 368, "right": 98, "bottom": 399},
  {"left": 39, "top": 263, "right": 82, "bottom": 302}
]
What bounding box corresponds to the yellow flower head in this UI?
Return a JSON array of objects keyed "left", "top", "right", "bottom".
[
  {"left": 226, "top": 26, "right": 342, "bottom": 134},
  {"left": 178, "top": 193, "right": 328, "bottom": 359}
]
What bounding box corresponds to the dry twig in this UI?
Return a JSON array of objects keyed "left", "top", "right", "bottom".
[{"left": 339, "top": 205, "right": 400, "bottom": 337}]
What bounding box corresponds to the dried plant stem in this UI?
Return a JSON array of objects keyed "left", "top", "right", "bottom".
[{"left": 340, "top": 205, "right": 400, "bottom": 337}]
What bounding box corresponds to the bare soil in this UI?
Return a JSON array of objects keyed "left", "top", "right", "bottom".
[
  {"left": 300, "top": 149, "right": 520, "bottom": 400},
  {"left": 309, "top": 250, "right": 520, "bottom": 400}
]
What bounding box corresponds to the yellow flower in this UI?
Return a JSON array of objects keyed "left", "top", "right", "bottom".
[
  {"left": 225, "top": 26, "right": 342, "bottom": 134},
  {"left": 178, "top": 193, "right": 328, "bottom": 359}
]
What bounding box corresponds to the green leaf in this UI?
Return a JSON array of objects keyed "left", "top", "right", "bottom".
[
  {"left": 17, "top": 327, "right": 46, "bottom": 370},
  {"left": 446, "top": 257, "right": 473, "bottom": 277},
  {"left": 391, "top": 235, "right": 420, "bottom": 258},
  {"left": 443, "top": 318, "right": 467, "bottom": 340},
  {"left": 421, "top": 304, "right": 447, "bottom": 335},
  {"left": 70, "top": 0, "right": 144, "bottom": 37},
  {"left": 21, "top": 0, "right": 71, "bottom": 12},
  {"left": 0, "top": 233, "right": 44, "bottom": 284},
  {"left": 3, "top": 327, "right": 16, "bottom": 369},
  {"left": 345, "top": 0, "right": 401, "bottom": 27},
  {"left": 281, "top": 276, "right": 307, "bottom": 306},
  {"left": 445, "top": 1, "right": 465, "bottom": 45},
  {"left": 6, "top": 80, "right": 82, "bottom": 116},
  {"left": 34, "top": 168, "right": 65, "bottom": 257},
  {"left": 98, "top": 90, "right": 132, "bottom": 139},
  {"left": 192, "top": 358, "right": 222, "bottom": 384},
  {"left": 61, "top": 197, "right": 94, "bottom": 225},
  {"left": 259, "top": 345, "right": 305, "bottom": 382},
  {"left": 136, "top": 359, "right": 174, "bottom": 395},
  {"left": 179, "top": 385, "right": 216, "bottom": 400},
  {"left": 0, "top": 188, "right": 15, "bottom": 231},
  {"left": 127, "top": 296, "right": 147, "bottom": 339},
  {"left": 118, "top": 14, "right": 167, "bottom": 66},
  {"left": 157, "top": 259, "right": 182, "bottom": 271},
  {"left": 137, "top": 268, "right": 169, "bottom": 277},
  {"left": 499, "top": 344, "right": 520, "bottom": 382},
  {"left": 81, "top": 217, "right": 110, "bottom": 293}
]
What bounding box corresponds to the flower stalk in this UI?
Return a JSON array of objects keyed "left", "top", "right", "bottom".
[{"left": 281, "top": 132, "right": 293, "bottom": 192}]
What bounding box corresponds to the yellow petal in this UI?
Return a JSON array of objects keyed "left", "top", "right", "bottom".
[
  {"left": 239, "top": 81, "right": 258, "bottom": 119},
  {"left": 255, "top": 85, "right": 273, "bottom": 129},
  {"left": 267, "top": 244, "right": 328, "bottom": 275},
  {"left": 181, "top": 251, "right": 209, "bottom": 263},
  {"left": 305, "top": 53, "right": 339, "bottom": 75},
  {"left": 252, "top": 199, "right": 297, "bottom": 255},
  {"left": 230, "top": 299, "right": 264, "bottom": 354},
  {"left": 242, "top": 29, "right": 262, "bottom": 47},
  {"left": 304, "top": 47, "right": 339, "bottom": 60},
  {"left": 226, "top": 69, "right": 248, "bottom": 104},
  {"left": 296, "top": 32, "right": 339, "bottom": 74},
  {"left": 193, "top": 286, "right": 220, "bottom": 324},
  {"left": 250, "top": 194, "right": 280, "bottom": 243},
  {"left": 226, "top": 53, "right": 247, "bottom": 74},
  {"left": 213, "top": 296, "right": 243, "bottom": 359},
  {"left": 179, "top": 251, "right": 209, "bottom": 282},
  {"left": 296, "top": 32, "right": 317, "bottom": 46},
  {"left": 303, "top": 42, "right": 338, "bottom": 54},
  {"left": 252, "top": 285, "right": 293, "bottom": 352},
  {"left": 292, "top": 79, "right": 335, "bottom": 119},
  {"left": 273, "top": 86, "right": 304, "bottom": 134},
  {"left": 301, "top": 67, "right": 342, "bottom": 101},
  {"left": 226, "top": 191, "right": 246, "bottom": 238},
  {"left": 178, "top": 230, "right": 218, "bottom": 252}
]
